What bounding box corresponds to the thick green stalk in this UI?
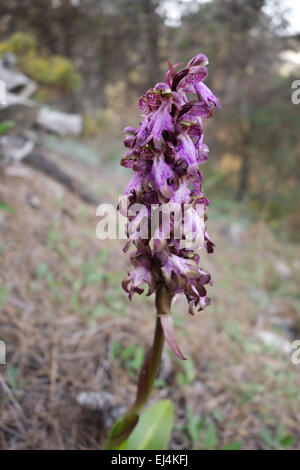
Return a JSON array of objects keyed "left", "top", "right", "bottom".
[{"left": 105, "top": 286, "right": 172, "bottom": 450}]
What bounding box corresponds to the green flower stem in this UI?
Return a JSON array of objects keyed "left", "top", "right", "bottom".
[{"left": 105, "top": 286, "right": 172, "bottom": 450}]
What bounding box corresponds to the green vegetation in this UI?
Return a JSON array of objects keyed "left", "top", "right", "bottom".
[
  {"left": 0, "top": 32, "right": 81, "bottom": 92},
  {"left": 185, "top": 406, "right": 242, "bottom": 450}
]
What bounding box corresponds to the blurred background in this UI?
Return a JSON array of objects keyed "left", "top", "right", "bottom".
[{"left": 0, "top": 0, "right": 299, "bottom": 450}]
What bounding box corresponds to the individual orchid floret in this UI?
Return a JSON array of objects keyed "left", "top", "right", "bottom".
[{"left": 122, "top": 250, "right": 156, "bottom": 300}]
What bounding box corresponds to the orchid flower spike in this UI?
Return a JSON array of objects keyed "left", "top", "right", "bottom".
[{"left": 120, "top": 54, "right": 220, "bottom": 359}]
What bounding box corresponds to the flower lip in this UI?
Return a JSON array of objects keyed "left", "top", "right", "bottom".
[
  {"left": 195, "top": 82, "right": 221, "bottom": 109},
  {"left": 160, "top": 314, "right": 187, "bottom": 360}
]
